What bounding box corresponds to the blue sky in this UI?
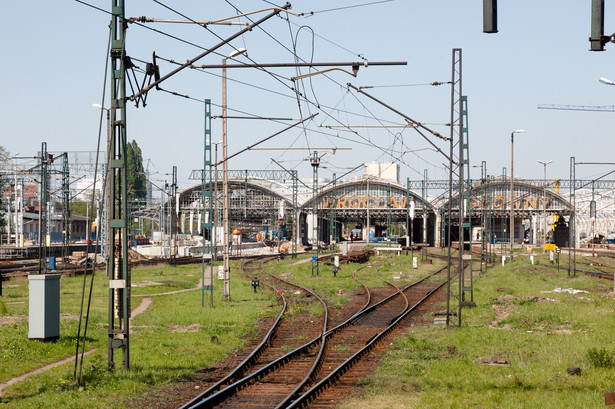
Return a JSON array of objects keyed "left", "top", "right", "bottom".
[{"left": 2, "top": 1, "right": 615, "bottom": 189}]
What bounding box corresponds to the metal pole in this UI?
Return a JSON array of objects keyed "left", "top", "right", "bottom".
[
  {"left": 510, "top": 132, "right": 514, "bottom": 262},
  {"left": 214, "top": 143, "right": 218, "bottom": 261},
  {"left": 422, "top": 169, "right": 428, "bottom": 245},
  {"left": 538, "top": 160, "right": 552, "bottom": 247},
  {"left": 543, "top": 164, "right": 547, "bottom": 245},
  {"left": 592, "top": 181, "right": 596, "bottom": 257},
  {"left": 310, "top": 151, "right": 320, "bottom": 273},
  {"left": 13, "top": 161, "right": 17, "bottom": 246},
  {"left": 366, "top": 179, "right": 370, "bottom": 244},
  {"left": 222, "top": 57, "right": 231, "bottom": 300}
]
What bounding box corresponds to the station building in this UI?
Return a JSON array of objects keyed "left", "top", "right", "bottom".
[{"left": 165, "top": 164, "right": 574, "bottom": 250}]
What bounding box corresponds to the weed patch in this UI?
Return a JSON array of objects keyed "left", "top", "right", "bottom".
[{"left": 586, "top": 347, "right": 615, "bottom": 368}]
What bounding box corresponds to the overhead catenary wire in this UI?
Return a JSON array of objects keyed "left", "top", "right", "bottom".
[
  {"left": 131, "top": 2, "right": 292, "bottom": 100},
  {"left": 80, "top": 0, "right": 444, "bottom": 178},
  {"left": 78, "top": 0, "right": 413, "bottom": 131},
  {"left": 298, "top": 0, "right": 394, "bottom": 16},
  {"left": 157, "top": 81, "right": 432, "bottom": 178},
  {"left": 154, "top": 86, "right": 388, "bottom": 152}
]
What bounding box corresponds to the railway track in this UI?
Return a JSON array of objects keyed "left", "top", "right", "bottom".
[{"left": 180, "top": 258, "right": 449, "bottom": 409}]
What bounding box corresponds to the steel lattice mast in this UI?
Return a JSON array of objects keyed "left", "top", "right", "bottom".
[{"left": 107, "top": 0, "right": 131, "bottom": 371}]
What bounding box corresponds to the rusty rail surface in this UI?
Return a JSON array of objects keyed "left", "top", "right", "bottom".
[{"left": 183, "top": 262, "right": 447, "bottom": 408}]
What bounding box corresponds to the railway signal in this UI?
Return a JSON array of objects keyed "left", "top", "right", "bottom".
[{"left": 251, "top": 277, "right": 259, "bottom": 293}]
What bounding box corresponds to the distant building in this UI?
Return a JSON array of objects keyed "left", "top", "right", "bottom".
[
  {"left": 74, "top": 176, "right": 104, "bottom": 200},
  {"left": 364, "top": 162, "right": 399, "bottom": 183}
]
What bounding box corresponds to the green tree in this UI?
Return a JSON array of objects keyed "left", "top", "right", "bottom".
[{"left": 126, "top": 140, "right": 146, "bottom": 200}]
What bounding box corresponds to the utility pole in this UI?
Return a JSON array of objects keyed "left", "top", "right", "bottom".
[
  {"left": 171, "top": 166, "right": 177, "bottom": 264},
  {"left": 37, "top": 142, "right": 51, "bottom": 275},
  {"left": 222, "top": 54, "right": 232, "bottom": 300},
  {"left": 538, "top": 160, "right": 552, "bottom": 246},
  {"left": 447, "top": 48, "right": 463, "bottom": 327},
  {"left": 107, "top": 0, "right": 131, "bottom": 372},
  {"left": 201, "top": 100, "right": 214, "bottom": 308},
  {"left": 329, "top": 173, "right": 337, "bottom": 252},
  {"left": 61, "top": 154, "right": 71, "bottom": 263},
  {"left": 422, "top": 169, "right": 428, "bottom": 245},
  {"left": 311, "top": 151, "right": 320, "bottom": 274},
  {"left": 213, "top": 141, "right": 219, "bottom": 261}
]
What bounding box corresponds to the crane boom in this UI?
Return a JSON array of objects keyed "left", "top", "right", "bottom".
[{"left": 537, "top": 104, "right": 615, "bottom": 112}]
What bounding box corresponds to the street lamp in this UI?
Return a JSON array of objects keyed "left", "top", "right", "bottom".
[
  {"left": 537, "top": 160, "right": 552, "bottom": 246},
  {"left": 599, "top": 77, "right": 615, "bottom": 86},
  {"left": 222, "top": 48, "right": 247, "bottom": 301},
  {"left": 510, "top": 129, "right": 526, "bottom": 261}
]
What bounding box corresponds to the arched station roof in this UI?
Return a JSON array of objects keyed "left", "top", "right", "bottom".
[
  {"left": 441, "top": 177, "right": 572, "bottom": 216},
  {"left": 178, "top": 178, "right": 296, "bottom": 221},
  {"left": 302, "top": 175, "right": 436, "bottom": 219}
]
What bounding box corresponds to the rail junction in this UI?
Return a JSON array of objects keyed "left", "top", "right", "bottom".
[{"left": 172, "top": 255, "right": 451, "bottom": 409}]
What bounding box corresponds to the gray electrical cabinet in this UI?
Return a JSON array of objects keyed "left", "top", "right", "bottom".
[{"left": 28, "top": 274, "right": 61, "bottom": 342}]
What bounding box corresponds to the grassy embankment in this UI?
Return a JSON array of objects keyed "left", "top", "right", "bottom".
[
  {"left": 338, "top": 252, "right": 615, "bottom": 409},
  {"left": 0, "top": 261, "right": 277, "bottom": 408}
]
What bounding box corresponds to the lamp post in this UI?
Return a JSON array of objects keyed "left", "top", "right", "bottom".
[
  {"left": 510, "top": 129, "right": 526, "bottom": 261},
  {"left": 222, "top": 48, "right": 247, "bottom": 301},
  {"left": 537, "top": 160, "right": 552, "bottom": 245}
]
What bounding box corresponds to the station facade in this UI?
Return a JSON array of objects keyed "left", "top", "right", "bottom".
[{"left": 172, "top": 174, "right": 573, "bottom": 248}]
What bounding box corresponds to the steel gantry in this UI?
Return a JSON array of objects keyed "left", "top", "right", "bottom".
[
  {"left": 187, "top": 168, "right": 299, "bottom": 256},
  {"left": 25, "top": 148, "right": 71, "bottom": 264}
]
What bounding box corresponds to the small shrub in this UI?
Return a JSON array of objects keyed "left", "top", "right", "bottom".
[
  {"left": 586, "top": 347, "right": 615, "bottom": 368},
  {"left": 0, "top": 300, "right": 7, "bottom": 314}
]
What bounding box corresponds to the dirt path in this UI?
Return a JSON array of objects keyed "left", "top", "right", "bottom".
[
  {"left": 0, "top": 279, "right": 202, "bottom": 397},
  {"left": 133, "top": 278, "right": 203, "bottom": 297},
  {"left": 0, "top": 348, "right": 98, "bottom": 396}
]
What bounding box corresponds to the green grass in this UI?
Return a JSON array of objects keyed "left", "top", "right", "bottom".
[
  {"left": 338, "top": 255, "right": 615, "bottom": 408},
  {"left": 0, "top": 262, "right": 277, "bottom": 408},
  {"left": 4, "top": 251, "right": 612, "bottom": 408},
  {"left": 267, "top": 252, "right": 445, "bottom": 312}
]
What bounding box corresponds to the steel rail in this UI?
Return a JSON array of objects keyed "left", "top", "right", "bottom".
[
  {"left": 183, "top": 268, "right": 372, "bottom": 408},
  {"left": 185, "top": 258, "right": 330, "bottom": 409},
  {"left": 287, "top": 272, "right": 450, "bottom": 408},
  {"left": 179, "top": 258, "right": 287, "bottom": 407},
  {"left": 188, "top": 265, "right": 446, "bottom": 408},
  {"left": 275, "top": 276, "right": 389, "bottom": 408},
  {"left": 374, "top": 273, "right": 410, "bottom": 322}
]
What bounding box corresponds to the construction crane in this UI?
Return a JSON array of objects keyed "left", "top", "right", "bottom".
[{"left": 537, "top": 104, "right": 615, "bottom": 112}]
